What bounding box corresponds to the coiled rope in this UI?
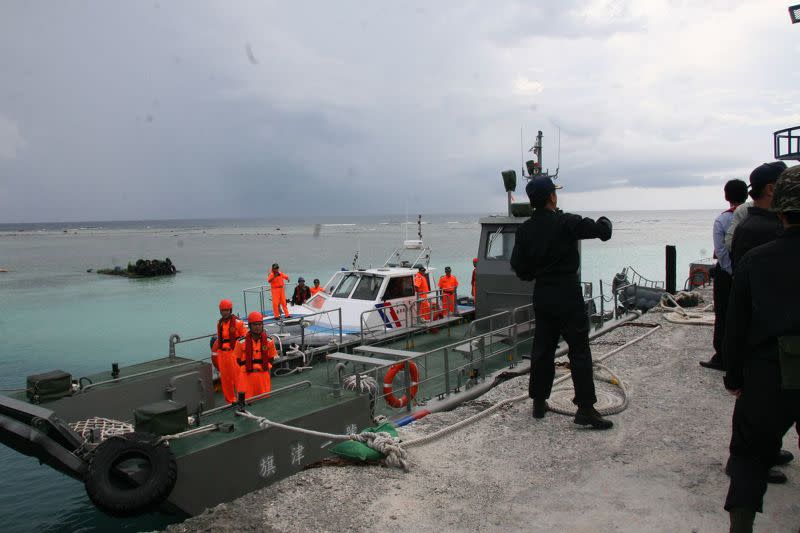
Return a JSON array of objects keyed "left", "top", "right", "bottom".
[
  {"left": 402, "top": 324, "right": 660, "bottom": 448},
  {"left": 659, "top": 293, "right": 715, "bottom": 325},
  {"left": 235, "top": 410, "right": 409, "bottom": 471}
]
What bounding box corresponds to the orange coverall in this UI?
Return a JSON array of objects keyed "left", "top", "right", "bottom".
[
  {"left": 267, "top": 270, "right": 290, "bottom": 318},
  {"left": 438, "top": 274, "right": 459, "bottom": 314},
  {"left": 233, "top": 333, "right": 277, "bottom": 399},
  {"left": 211, "top": 317, "right": 247, "bottom": 403},
  {"left": 310, "top": 286, "right": 325, "bottom": 295},
  {"left": 414, "top": 272, "right": 431, "bottom": 321}
]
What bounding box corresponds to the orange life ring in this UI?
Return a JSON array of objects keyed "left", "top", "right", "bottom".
[{"left": 383, "top": 362, "right": 420, "bottom": 408}]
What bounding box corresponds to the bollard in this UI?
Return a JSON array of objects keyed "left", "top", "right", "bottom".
[{"left": 665, "top": 245, "right": 677, "bottom": 294}]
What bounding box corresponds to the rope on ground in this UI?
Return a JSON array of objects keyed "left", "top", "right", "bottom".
[
  {"left": 659, "top": 292, "right": 715, "bottom": 326},
  {"left": 403, "top": 325, "right": 661, "bottom": 448},
  {"left": 235, "top": 410, "right": 409, "bottom": 471}
]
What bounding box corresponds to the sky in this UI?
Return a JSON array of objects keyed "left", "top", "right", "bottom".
[{"left": 1, "top": 0, "right": 799, "bottom": 223}]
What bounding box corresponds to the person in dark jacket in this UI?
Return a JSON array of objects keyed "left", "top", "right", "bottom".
[
  {"left": 510, "top": 176, "right": 614, "bottom": 429},
  {"left": 290, "top": 277, "right": 312, "bottom": 305},
  {"left": 722, "top": 166, "right": 800, "bottom": 532},
  {"left": 729, "top": 161, "right": 786, "bottom": 271}
]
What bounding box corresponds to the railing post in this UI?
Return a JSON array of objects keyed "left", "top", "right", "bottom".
[
  {"left": 338, "top": 308, "right": 343, "bottom": 345},
  {"left": 599, "top": 280, "right": 605, "bottom": 329},
  {"left": 403, "top": 359, "right": 412, "bottom": 413},
  {"left": 168, "top": 334, "right": 180, "bottom": 361},
  {"left": 443, "top": 347, "right": 450, "bottom": 396}
]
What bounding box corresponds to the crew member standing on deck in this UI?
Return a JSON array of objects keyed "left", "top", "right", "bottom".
[
  {"left": 311, "top": 278, "right": 325, "bottom": 295},
  {"left": 414, "top": 266, "right": 431, "bottom": 321},
  {"left": 291, "top": 277, "right": 312, "bottom": 305},
  {"left": 211, "top": 299, "right": 247, "bottom": 403},
  {"left": 267, "top": 263, "right": 290, "bottom": 319},
  {"left": 438, "top": 266, "right": 459, "bottom": 315},
  {"left": 700, "top": 179, "right": 748, "bottom": 371},
  {"left": 234, "top": 311, "right": 278, "bottom": 399},
  {"left": 722, "top": 167, "right": 800, "bottom": 532},
  {"left": 510, "top": 176, "right": 614, "bottom": 430}
]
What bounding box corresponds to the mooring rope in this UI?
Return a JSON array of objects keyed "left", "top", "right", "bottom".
[
  {"left": 402, "top": 324, "right": 660, "bottom": 448},
  {"left": 235, "top": 410, "right": 409, "bottom": 471}
]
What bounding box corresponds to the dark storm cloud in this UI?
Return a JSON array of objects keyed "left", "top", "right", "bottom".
[{"left": 0, "top": 1, "right": 797, "bottom": 221}]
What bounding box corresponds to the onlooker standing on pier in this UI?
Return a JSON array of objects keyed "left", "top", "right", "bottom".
[
  {"left": 267, "top": 263, "right": 291, "bottom": 319},
  {"left": 722, "top": 166, "right": 800, "bottom": 532},
  {"left": 700, "top": 179, "right": 747, "bottom": 370},
  {"left": 510, "top": 176, "right": 614, "bottom": 429},
  {"left": 728, "top": 162, "right": 786, "bottom": 270}
]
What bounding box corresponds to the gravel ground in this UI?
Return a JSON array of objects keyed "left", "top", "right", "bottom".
[{"left": 167, "top": 290, "right": 799, "bottom": 533}]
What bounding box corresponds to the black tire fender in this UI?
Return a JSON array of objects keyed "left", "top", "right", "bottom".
[{"left": 84, "top": 432, "right": 177, "bottom": 516}]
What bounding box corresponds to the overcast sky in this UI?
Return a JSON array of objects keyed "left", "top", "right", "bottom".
[{"left": 1, "top": 1, "right": 799, "bottom": 222}]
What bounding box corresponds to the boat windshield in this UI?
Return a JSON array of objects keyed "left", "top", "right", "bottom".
[
  {"left": 350, "top": 274, "right": 384, "bottom": 300},
  {"left": 332, "top": 273, "right": 360, "bottom": 298}
]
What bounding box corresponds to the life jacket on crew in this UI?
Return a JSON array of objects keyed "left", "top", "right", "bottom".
[
  {"left": 233, "top": 332, "right": 277, "bottom": 399},
  {"left": 214, "top": 317, "right": 246, "bottom": 352},
  {"left": 311, "top": 286, "right": 325, "bottom": 295},
  {"left": 292, "top": 284, "right": 312, "bottom": 305}
]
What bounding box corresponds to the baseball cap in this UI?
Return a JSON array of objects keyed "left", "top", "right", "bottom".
[
  {"left": 749, "top": 161, "right": 787, "bottom": 189},
  {"left": 525, "top": 176, "right": 563, "bottom": 203},
  {"left": 298, "top": 277, "right": 305, "bottom": 282}
]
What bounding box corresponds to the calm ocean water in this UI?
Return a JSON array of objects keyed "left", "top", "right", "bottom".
[{"left": 0, "top": 210, "right": 717, "bottom": 532}]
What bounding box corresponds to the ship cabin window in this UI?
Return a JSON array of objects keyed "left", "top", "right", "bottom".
[
  {"left": 484, "top": 226, "right": 516, "bottom": 261},
  {"left": 383, "top": 275, "right": 415, "bottom": 300},
  {"left": 351, "top": 274, "right": 385, "bottom": 300},
  {"left": 331, "top": 273, "right": 360, "bottom": 298}
]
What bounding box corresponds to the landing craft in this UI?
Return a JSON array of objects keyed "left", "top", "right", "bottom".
[{"left": 0, "top": 130, "right": 642, "bottom": 520}]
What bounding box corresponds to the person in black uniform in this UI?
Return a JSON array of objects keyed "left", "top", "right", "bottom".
[
  {"left": 725, "top": 161, "right": 793, "bottom": 487},
  {"left": 510, "top": 176, "right": 613, "bottom": 429},
  {"left": 723, "top": 166, "right": 800, "bottom": 532},
  {"left": 729, "top": 161, "right": 786, "bottom": 270}
]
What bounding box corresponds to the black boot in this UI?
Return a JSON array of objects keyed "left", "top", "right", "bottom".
[
  {"left": 725, "top": 457, "right": 787, "bottom": 484},
  {"left": 574, "top": 407, "right": 613, "bottom": 430},
  {"left": 728, "top": 508, "right": 755, "bottom": 533},
  {"left": 699, "top": 357, "right": 724, "bottom": 370},
  {"left": 772, "top": 449, "right": 793, "bottom": 466},
  {"left": 532, "top": 399, "right": 548, "bottom": 419}
]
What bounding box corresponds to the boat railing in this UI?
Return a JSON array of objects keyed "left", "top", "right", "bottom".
[
  {"left": 242, "top": 282, "right": 302, "bottom": 317},
  {"left": 359, "top": 301, "right": 411, "bottom": 343},
  {"left": 202, "top": 380, "right": 313, "bottom": 415},
  {"left": 622, "top": 266, "right": 664, "bottom": 289},
  {"left": 168, "top": 307, "right": 345, "bottom": 361},
  {"left": 371, "top": 312, "right": 535, "bottom": 412}
]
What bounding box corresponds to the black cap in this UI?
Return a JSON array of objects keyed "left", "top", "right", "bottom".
[
  {"left": 272, "top": 263, "right": 279, "bottom": 269},
  {"left": 444, "top": 266, "right": 451, "bottom": 272},
  {"left": 298, "top": 277, "right": 305, "bottom": 282},
  {"left": 749, "top": 162, "right": 787, "bottom": 189},
  {"left": 525, "top": 176, "right": 563, "bottom": 204}
]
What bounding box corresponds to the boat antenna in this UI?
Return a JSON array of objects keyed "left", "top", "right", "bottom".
[
  {"left": 417, "top": 214, "right": 423, "bottom": 242},
  {"left": 520, "top": 127, "right": 525, "bottom": 177}
]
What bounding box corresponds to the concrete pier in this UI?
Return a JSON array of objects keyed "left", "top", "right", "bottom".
[{"left": 168, "top": 290, "right": 799, "bottom": 532}]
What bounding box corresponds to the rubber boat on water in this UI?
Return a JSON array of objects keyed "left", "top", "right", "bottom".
[{"left": 0, "top": 130, "right": 644, "bottom": 520}]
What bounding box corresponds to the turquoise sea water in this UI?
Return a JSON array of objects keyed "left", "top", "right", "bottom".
[{"left": 0, "top": 210, "right": 716, "bottom": 532}]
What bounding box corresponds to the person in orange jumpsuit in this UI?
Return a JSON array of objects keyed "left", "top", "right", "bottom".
[
  {"left": 310, "top": 278, "right": 325, "bottom": 295},
  {"left": 414, "top": 266, "right": 431, "bottom": 321},
  {"left": 267, "top": 263, "right": 290, "bottom": 319},
  {"left": 471, "top": 257, "right": 478, "bottom": 302},
  {"left": 438, "top": 266, "right": 459, "bottom": 315},
  {"left": 233, "top": 311, "right": 277, "bottom": 399},
  {"left": 211, "top": 299, "right": 247, "bottom": 403}
]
